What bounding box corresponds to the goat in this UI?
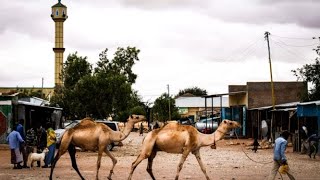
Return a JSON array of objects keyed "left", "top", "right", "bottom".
[{"left": 28, "top": 148, "right": 49, "bottom": 169}]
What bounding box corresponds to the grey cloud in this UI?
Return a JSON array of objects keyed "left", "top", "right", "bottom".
[
  {"left": 118, "top": 0, "right": 320, "bottom": 28},
  {"left": 0, "top": 1, "right": 55, "bottom": 40}
]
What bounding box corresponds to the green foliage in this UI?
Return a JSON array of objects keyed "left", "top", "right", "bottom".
[
  {"left": 292, "top": 42, "right": 320, "bottom": 101},
  {"left": 177, "top": 86, "right": 207, "bottom": 97},
  {"left": 63, "top": 52, "right": 92, "bottom": 89},
  {"left": 152, "top": 93, "right": 180, "bottom": 121},
  {"left": 50, "top": 47, "right": 142, "bottom": 120}
]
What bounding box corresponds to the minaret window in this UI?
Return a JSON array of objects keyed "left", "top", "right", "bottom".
[{"left": 56, "top": 9, "right": 59, "bottom": 16}]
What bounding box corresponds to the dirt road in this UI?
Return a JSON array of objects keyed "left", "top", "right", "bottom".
[{"left": 0, "top": 132, "right": 319, "bottom": 180}]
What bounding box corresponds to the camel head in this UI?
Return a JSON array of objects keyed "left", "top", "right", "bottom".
[
  {"left": 219, "top": 119, "right": 241, "bottom": 131},
  {"left": 127, "top": 114, "right": 147, "bottom": 123}
]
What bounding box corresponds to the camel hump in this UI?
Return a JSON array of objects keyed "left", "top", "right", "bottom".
[{"left": 72, "top": 118, "right": 96, "bottom": 130}]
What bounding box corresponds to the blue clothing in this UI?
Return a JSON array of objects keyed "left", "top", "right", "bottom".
[
  {"left": 273, "top": 137, "right": 287, "bottom": 161},
  {"left": 6, "top": 130, "right": 24, "bottom": 149},
  {"left": 16, "top": 124, "right": 25, "bottom": 140},
  {"left": 45, "top": 143, "right": 56, "bottom": 166}
]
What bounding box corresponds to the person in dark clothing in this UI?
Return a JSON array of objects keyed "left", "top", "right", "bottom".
[
  {"left": 252, "top": 138, "right": 260, "bottom": 153},
  {"left": 36, "top": 125, "right": 47, "bottom": 167},
  {"left": 307, "top": 134, "right": 320, "bottom": 159},
  {"left": 26, "top": 127, "right": 37, "bottom": 154},
  {"left": 16, "top": 119, "right": 29, "bottom": 168},
  {"left": 139, "top": 123, "right": 144, "bottom": 136}
]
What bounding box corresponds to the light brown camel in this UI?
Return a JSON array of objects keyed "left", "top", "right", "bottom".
[
  {"left": 128, "top": 119, "right": 241, "bottom": 180},
  {"left": 49, "top": 114, "right": 146, "bottom": 180}
]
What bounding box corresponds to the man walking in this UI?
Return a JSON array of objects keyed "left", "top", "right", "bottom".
[
  {"left": 268, "top": 130, "right": 295, "bottom": 180},
  {"left": 7, "top": 124, "right": 25, "bottom": 169}
]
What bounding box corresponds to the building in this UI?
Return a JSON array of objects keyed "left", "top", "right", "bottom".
[
  {"left": 0, "top": 93, "right": 63, "bottom": 143},
  {"left": 51, "top": 0, "right": 68, "bottom": 86},
  {"left": 175, "top": 95, "right": 229, "bottom": 121},
  {"left": 229, "top": 81, "right": 308, "bottom": 138}
]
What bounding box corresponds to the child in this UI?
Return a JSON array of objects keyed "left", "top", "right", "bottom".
[
  {"left": 252, "top": 138, "right": 259, "bottom": 153},
  {"left": 139, "top": 122, "right": 144, "bottom": 136}
]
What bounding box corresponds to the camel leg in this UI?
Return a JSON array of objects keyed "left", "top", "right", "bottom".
[
  {"left": 128, "top": 153, "right": 148, "bottom": 180},
  {"left": 95, "top": 147, "right": 105, "bottom": 180},
  {"left": 175, "top": 150, "right": 190, "bottom": 180},
  {"left": 49, "top": 145, "right": 69, "bottom": 180},
  {"left": 192, "top": 150, "right": 210, "bottom": 180},
  {"left": 103, "top": 148, "right": 117, "bottom": 180},
  {"left": 128, "top": 134, "right": 157, "bottom": 180},
  {"left": 146, "top": 149, "right": 157, "bottom": 180},
  {"left": 68, "top": 145, "right": 85, "bottom": 180}
]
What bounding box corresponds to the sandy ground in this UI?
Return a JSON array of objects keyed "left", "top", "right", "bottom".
[{"left": 0, "top": 132, "right": 319, "bottom": 180}]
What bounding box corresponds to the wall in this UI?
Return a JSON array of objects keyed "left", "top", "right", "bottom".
[
  {"left": 247, "top": 81, "right": 307, "bottom": 109},
  {"left": 229, "top": 85, "right": 248, "bottom": 107}
]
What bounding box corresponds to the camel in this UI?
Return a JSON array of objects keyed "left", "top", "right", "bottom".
[
  {"left": 128, "top": 119, "right": 241, "bottom": 180},
  {"left": 49, "top": 114, "right": 146, "bottom": 180}
]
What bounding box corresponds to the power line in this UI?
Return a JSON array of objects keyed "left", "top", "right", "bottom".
[
  {"left": 271, "top": 34, "right": 315, "bottom": 41},
  {"left": 224, "top": 38, "right": 264, "bottom": 62},
  {"left": 270, "top": 39, "right": 309, "bottom": 61},
  {"left": 270, "top": 36, "right": 318, "bottom": 47}
]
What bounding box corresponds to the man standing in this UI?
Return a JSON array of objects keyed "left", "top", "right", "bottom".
[
  {"left": 268, "top": 130, "right": 295, "bottom": 180},
  {"left": 16, "top": 119, "right": 28, "bottom": 168},
  {"left": 7, "top": 124, "right": 25, "bottom": 169},
  {"left": 36, "top": 125, "right": 47, "bottom": 167},
  {"left": 26, "top": 127, "right": 37, "bottom": 153}
]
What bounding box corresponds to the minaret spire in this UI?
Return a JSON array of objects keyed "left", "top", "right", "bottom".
[{"left": 51, "top": 0, "right": 67, "bottom": 87}]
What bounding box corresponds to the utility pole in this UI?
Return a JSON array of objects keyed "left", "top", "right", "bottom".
[
  {"left": 264, "top": 31, "right": 276, "bottom": 110},
  {"left": 265, "top": 31, "right": 276, "bottom": 143},
  {"left": 41, "top": 77, "right": 44, "bottom": 99},
  {"left": 167, "top": 84, "right": 171, "bottom": 121}
]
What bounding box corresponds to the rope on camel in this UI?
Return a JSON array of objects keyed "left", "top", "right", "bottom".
[{"left": 234, "top": 131, "right": 273, "bottom": 164}]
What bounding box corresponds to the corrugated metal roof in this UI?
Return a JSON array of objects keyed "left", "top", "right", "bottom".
[
  {"left": 298, "top": 100, "right": 320, "bottom": 106},
  {"left": 18, "top": 100, "right": 62, "bottom": 110},
  {"left": 175, "top": 96, "right": 229, "bottom": 108},
  {"left": 249, "top": 101, "right": 300, "bottom": 110}
]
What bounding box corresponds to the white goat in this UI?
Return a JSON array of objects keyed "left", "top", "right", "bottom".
[{"left": 28, "top": 148, "right": 49, "bottom": 169}]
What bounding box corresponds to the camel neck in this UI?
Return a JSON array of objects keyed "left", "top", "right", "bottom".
[{"left": 199, "top": 126, "right": 227, "bottom": 147}]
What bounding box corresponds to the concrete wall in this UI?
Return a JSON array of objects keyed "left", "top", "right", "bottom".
[{"left": 247, "top": 81, "right": 307, "bottom": 109}]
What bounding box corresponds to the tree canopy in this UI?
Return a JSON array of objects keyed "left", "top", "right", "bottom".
[
  {"left": 152, "top": 93, "right": 180, "bottom": 121},
  {"left": 50, "top": 47, "right": 144, "bottom": 121},
  {"left": 292, "top": 41, "right": 320, "bottom": 101},
  {"left": 177, "top": 86, "right": 207, "bottom": 97}
]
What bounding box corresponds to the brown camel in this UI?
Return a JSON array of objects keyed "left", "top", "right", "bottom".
[
  {"left": 49, "top": 114, "right": 146, "bottom": 180},
  {"left": 128, "top": 119, "right": 241, "bottom": 180}
]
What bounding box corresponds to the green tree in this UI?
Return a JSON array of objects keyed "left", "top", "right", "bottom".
[
  {"left": 51, "top": 47, "right": 142, "bottom": 120},
  {"left": 50, "top": 52, "right": 93, "bottom": 118},
  {"left": 152, "top": 93, "right": 180, "bottom": 121},
  {"left": 92, "top": 47, "right": 141, "bottom": 120},
  {"left": 177, "top": 86, "right": 207, "bottom": 97},
  {"left": 292, "top": 41, "right": 320, "bottom": 101}
]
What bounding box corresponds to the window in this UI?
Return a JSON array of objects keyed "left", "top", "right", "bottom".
[{"left": 56, "top": 9, "right": 59, "bottom": 16}]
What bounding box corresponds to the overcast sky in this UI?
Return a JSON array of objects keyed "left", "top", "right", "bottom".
[{"left": 1, "top": 0, "right": 319, "bottom": 102}]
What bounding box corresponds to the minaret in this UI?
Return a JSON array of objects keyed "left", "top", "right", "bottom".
[{"left": 51, "top": 0, "right": 67, "bottom": 86}]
